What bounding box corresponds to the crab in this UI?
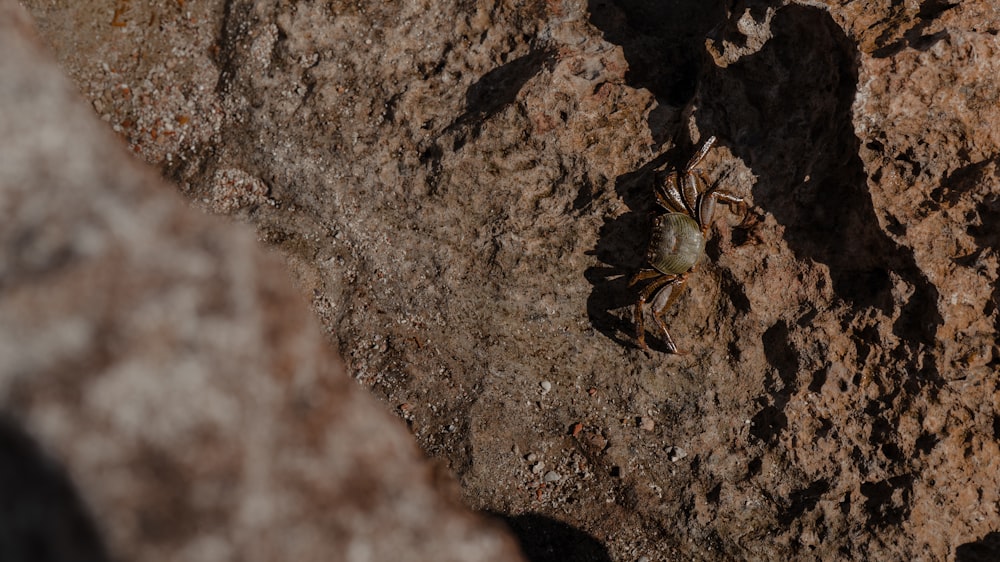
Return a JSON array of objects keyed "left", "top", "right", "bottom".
[{"left": 630, "top": 135, "right": 748, "bottom": 353}]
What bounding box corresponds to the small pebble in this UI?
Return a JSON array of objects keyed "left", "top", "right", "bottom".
[
  {"left": 539, "top": 380, "right": 552, "bottom": 394},
  {"left": 665, "top": 446, "right": 687, "bottom": 462},
  {"left": 543, "top": 470, "right": 561, "bottom": 483},
  {"left": 531, "top": 461, "right": 545, "bottom": 475},
  {"left": 526, "top": 452, "right": 538, "bottom": 463}
]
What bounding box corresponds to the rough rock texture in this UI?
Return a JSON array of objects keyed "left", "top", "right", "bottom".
[
  {"left": 18, "top": 0, "right": 1000, "bottom": 560},
  {"left": 0, "top": 4, "right": 525, "bottom": 561}
]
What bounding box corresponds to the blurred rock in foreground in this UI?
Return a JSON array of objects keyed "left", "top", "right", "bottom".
[{"left": 0, "top": 3, "right": 525, "bottom": 561}]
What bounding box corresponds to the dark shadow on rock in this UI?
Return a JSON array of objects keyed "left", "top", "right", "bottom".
[
  {"left": 443, "top": 47, "right": 557, "bottom": 152},
  {"left": 421, "top": 47, "right": 556, "bottom": 193},
  {"left": 778, "top": 478, "right": 830, "bottom": 526},
  {"left": 493, "top": 512, "right": 613, "bottom": 562},
  {"left": 957, "top": 532, "right": 1000, "bottom": 562},
  {"left": 859, "top": 473, "right": 914, "bottom": 528},
  {"left": 0, "top": 414, "right": 110, "bottom": 562},
  {"left": 588, "top": 0, "right": 727, "bottom": 145},
  {"left": 750, "top": 320, "right": 798, "bottom": 443},
  {"left": 969, "top": 189, "right": 1000, "bottom": 252},
  {"left": 697, "top": 5, "right": 942, "bottom": 363},
  {"left": 699, "top": 6, "right": 890, "bottom": 311},
  {"left": 870, "top": 0, "right": 956, "bottom": 59}
]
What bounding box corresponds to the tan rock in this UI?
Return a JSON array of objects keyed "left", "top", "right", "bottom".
[{"left": 16, "top": 0, "right": 1000, "bottom": 559}]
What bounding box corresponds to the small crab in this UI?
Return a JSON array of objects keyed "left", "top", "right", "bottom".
[{"left": 630, "top": 135, "right": 747, "bottom": 353}]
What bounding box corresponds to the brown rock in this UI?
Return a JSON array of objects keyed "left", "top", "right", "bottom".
[{"left": 17, "top": 0, "right": 1000, "bottom": 560}]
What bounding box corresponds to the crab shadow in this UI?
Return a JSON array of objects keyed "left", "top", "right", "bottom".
[
  {"left": 584, "top": 150, "right": 679, "bottom": 351},
  {"left": 586, "top": 1, "right": 942, "bottom": 366},
  {"left": 585, "top": 0, "right": 727, "bottom": 351}
]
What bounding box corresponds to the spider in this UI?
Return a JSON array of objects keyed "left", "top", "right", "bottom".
[{"left": 630, "top": 135, "right": 748, "bottom": 353}]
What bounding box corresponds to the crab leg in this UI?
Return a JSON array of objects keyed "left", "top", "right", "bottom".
[
  {"left": 698, "top": 189, "right": 747, "bottom": 233},
  {"left": 634, "top": 274, "right": 675, "bottom": 350},
  {"left": 685, "top": 136, "right": 716, "bottom": 173},
  {"left": 650, "top": 274, "right": 689, "bottom": 354},
  {"left": 655, "top": 171, "right": 687, "bottom": 213},
  {"left": 716, "top": 192, "right": 750, "bottom": 226},
  {"left": 681, "top": 170, "right": 703, "bottom": 216},
  {"left": 629, "top": 268, "right": 663, "bottom": 286},
  {"left": 635, "top": 273, "right": 684, "bottom": 351}
]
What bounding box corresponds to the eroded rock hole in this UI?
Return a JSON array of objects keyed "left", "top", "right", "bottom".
[
  {"left": 779, "top": 478, "right": 830, "bottom": 525},
  {"left": 860, "top": 475, "right": 914, "bottom": 528}
]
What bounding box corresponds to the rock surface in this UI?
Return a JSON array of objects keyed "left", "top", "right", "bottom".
[
  {"left": 16, "top": 0, "right": 1000, "bottom": 560},
  {"left": 0, "top": 3, "right": 525, "bottom": 561}
]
